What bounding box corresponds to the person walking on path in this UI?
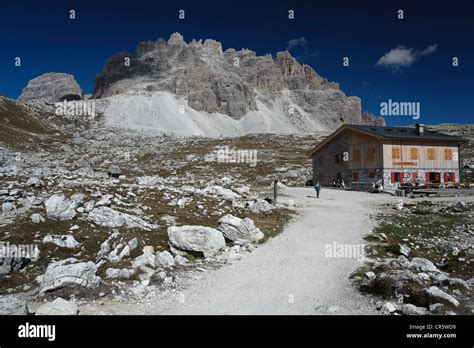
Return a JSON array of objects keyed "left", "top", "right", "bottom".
[{"left": 314, "top": 181, "right": 321, "bottom": 198}]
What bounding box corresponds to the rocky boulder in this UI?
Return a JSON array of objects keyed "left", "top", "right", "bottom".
[
  {"left": 105, "top": 267, "right": 135, "bottom": 279},
  {"left": 217, "top": 215, "right": 264, "bottom": 243},
  {"left": 131, "top": 251, "right": 157, "bottom": 269},
  {"left": 39, "top": 258, "right": 101, "bottom": 293},
  {"left": 423, "top": 286, "right": 459, "bottom": 307},
  {"left": 408, "top": 258, "right": 440, "bottom": 273},
  {"left": 45, "top": 193, "right": 79, "bottom": 220},
  {"left": 18, "top": 72, "right": 83, "bottom": 103},
  {"left": 87, "top": 206, "right": 155, "bottom": 230},
  {"left": 30, "top": 213, "right": 45, "bottom": 223},
  {"left": 0, "top": 296, "right": 28, "bottom": 315},
  {"left": 42, "top": 235, "right": 80, "bottom": 249},
  {"left": 200, "top": 185, "right": 240, "bottom": 201},
  {"left": 167, "top": 225, "right": 226, "bottom": 257},
  {"left": 36, "top": 297, "right": 79, "bottom": 315},
  {"left": 155, "top": 250, "right": 175, "bottom": 268}
]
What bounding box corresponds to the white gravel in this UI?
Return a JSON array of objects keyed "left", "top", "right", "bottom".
[{"left": 81, "top": 187, "right": 397, "bottom": 315}]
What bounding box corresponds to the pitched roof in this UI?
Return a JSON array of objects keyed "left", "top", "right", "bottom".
[
  {"left": 308, "top": 124, "right": 466, "bottom": 156},
  {"left": 349, "top": 125, "right": 466, "bottom": 142}
]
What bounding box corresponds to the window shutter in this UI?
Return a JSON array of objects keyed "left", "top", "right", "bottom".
[
  {"left": 445, "top": 149, "right": 452, "bottom": 160},
  {"left": 392, "top": 147, "right": 400, "bottom": 159},
  {"left": 444, "top": 173, "right": 448, "bottom": 182},
  {"left": 451, "top": 173, "right": 455, "bottom": 182},
  {"left": 391, "top": 172, "right": 395, "bottom": 183},
  {"left": 426, "top": 172, "right": 430, "bottom": 182},
  {"left": 427, "top": 148, "right": 435, "bottom": 160}
]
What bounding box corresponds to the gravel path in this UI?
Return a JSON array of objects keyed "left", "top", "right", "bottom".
[{"left": 81, "top": 187, "right": 396, "bottom": 315}]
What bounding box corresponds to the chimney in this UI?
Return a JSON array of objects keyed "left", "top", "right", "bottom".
[{"left": 415, "top": 123, "right": 424, "bottom": 135}]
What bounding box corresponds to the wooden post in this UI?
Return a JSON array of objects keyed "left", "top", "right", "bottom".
[{"left": 273, "top": 180, "right": 278, "bottom": 203}]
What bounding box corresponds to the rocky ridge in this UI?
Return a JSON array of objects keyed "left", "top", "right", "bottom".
[{"left": 92, "top": 32, "right": 384, "bottom": 132}]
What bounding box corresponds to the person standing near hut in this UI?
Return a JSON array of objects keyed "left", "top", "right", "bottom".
[{"left": 314, "top": 181, "right": 321, "bottom": 199}]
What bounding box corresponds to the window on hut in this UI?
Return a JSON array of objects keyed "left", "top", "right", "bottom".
[
  {"left": 410, "top": 147, "right": 419, "bottom": 160},
  {"left": 427, "top": 148, "right": 436, "bottom": 160},
  {"left": 367, "top": 148, "right": 376, "bottom": 161},
  {"left": 392, "top": 147, "right": 401, "bottom": 159},
  {"left": 444, "top": 148, "right": 452, "bottom": 160}
]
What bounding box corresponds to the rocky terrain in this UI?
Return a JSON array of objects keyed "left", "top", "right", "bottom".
[
  {"left": 1, "top": 33, "right": 471, "bottom": 315},
  {"left": 0, "top": 95, "right": 328, "bottom": 314},
  {"left": 354, "top": 198, "right": 473, "bottom": 315}
]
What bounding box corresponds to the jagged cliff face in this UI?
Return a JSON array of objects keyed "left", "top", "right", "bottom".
[{"left": 94, "top": 33, "right": 383, "bottom": 130}]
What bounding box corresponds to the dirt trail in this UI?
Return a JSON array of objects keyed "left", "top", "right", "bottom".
[{"left": 81, "top": 187, "right": 396, "bottom": 315}]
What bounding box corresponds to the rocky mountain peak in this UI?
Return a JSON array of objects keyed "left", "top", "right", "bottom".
[
  {"left": 167, "top": 32, "right": 186, "bottom": 46},
  {"left": 203, "top": 39, "right": 223, "bottom": 54},
  {"left": 91, "top": 32, "right": 383, "bottom": 129},
  {"left": 18, "top": 72, "right": 83, "bottom": 103}
]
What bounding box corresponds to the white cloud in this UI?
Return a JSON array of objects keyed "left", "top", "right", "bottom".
[
  {"left": 375, "top": 44, "right": 438, "bottom": 72},
  {"left": 286, "top": 37, "right": 308, "bottom": 51},
  {"left": 420, "top": 44, "right": 438, "bottom": 56}
]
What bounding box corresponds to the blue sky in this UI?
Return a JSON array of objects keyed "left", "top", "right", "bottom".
[{"left": 1, "top": 0, "right": 473, "bottom": 125}]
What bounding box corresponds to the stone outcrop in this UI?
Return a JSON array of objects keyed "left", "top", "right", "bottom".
[
  {"left": 87, "top": 206, "right": 156, "bottom": 230},
  {"left": 19, "top": 73, "right": 83, "bottom": 103},
  {"left": 167, "top": 225, "right": 226, "bottom": 257},
  {"left": 217, "top": 215, "right": 264, "bottom": 243},
  {"left": 39, "top": 258, "right": 101, "bottom": 293},
  {"left": 93, "top": 32, "right": 383, "bottom": 128},
  {"left": 45, "top": 193, "right": 79, "bottom": 221}
]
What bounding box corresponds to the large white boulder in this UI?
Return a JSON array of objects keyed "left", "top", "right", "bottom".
[
  {"left": 26, "top": 176, "right": 44, "bottom": 188},
  {"left": 39, "top": 258, "right": 100, "bottom": 293},
  {"left": 155, "top": 250, "right": 175, "bottom": 268},
  {"left": 131, "top": 252, "right": 157, "bottom": 269},
  {"left": 217, "top": 215, "right": 264, "bottom": 243},
  {"left": 30, "top": 213, "right": 45, "bottom": 223},
  {"left": 36, "top": 298, "right": 79, "bottom": 315},
  {"left": 200, "top": 185, "right": 240, "bottom": 201},
  {"left": 45, "top": 193, "right": 78, "bottom": 220},
  {"left": 408, "top": 257, "right": 440, "bottom": 273},
  {"left": 88, "top": 206, "right": 155, "bottom": 230},
  {"left": 2, "top": 202, "right": 15, "bottom": 213},
  {"left": 42, "top": 235, "right": 80, "bottom": 249},
  {"left": 247, "top": 199, "right": 274, "bottom": 213},
  {"left": 423, "top": 286, "right": 459, "bottom": 307},
  {"left": 168, "top": 225, "right": 225, "bottom": 257}
]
